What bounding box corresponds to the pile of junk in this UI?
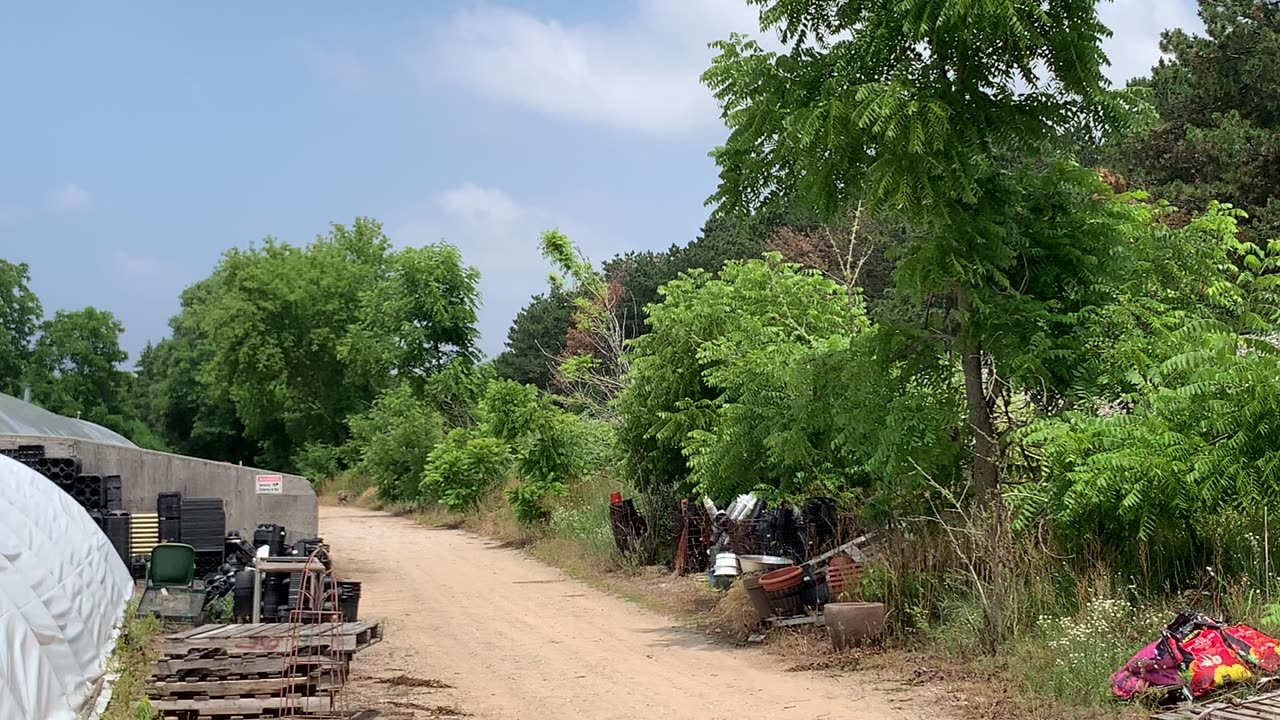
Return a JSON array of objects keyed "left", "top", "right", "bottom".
[
  {"left": 1113, "top": 611, "right": 1280, "bottom": 713},
  {"left": 610, "top": 492, "right": 884, "bottom": 649},
  {"left": 140, "top": 522, "right": 361, "bottom": 626}
]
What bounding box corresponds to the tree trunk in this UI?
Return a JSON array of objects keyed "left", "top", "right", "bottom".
[
  {"left": 956, "top": 289, "right": 998, "bottom": 505},
  {"left": 956, "top": 286, "right": 1004, "bottom": 651}
]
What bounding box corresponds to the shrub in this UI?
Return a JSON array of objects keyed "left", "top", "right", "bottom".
[
  {"left": 348, "top": 384, "right": 444, "bottom": 503},
  {"left": 507, "top": 411, "right": 586, "bottom": 525},
  {"left": 421, "top": 429, "right": 511, "bottom": 511},
  {"left": 293, "top": 442, "right": 351, "bottom": 484}
]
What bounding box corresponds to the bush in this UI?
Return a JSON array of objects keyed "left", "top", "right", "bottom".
[
  {"left": 421, "top": 429, "right": 511, "bottom": 511},
  {"left": 293, "top": 442, "right": 351, "bottom": 484},
  {"left": 348, "top": 384, "right": 444, "bottom": 503},
  {"left": 507, "top": 411, "right": 586, "bottom": 525}
]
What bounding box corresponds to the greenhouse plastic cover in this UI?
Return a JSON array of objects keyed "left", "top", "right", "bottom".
[
  {"left": 0, "top": 456, "right": 133, "bottom": 719},
  {"left": 0, "top": 392, "right": 135, "bottom": 447}
]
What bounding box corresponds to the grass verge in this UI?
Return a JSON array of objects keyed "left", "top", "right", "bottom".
[{"left": 101, "top": 601, "right": 160, "bottom": 720}]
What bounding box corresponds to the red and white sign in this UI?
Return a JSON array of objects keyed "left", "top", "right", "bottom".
[{"left": 255, "top": 474, "right": 284, "bottom": 494}]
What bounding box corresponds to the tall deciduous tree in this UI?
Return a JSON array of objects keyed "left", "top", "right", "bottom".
[
  {"left": 29, "top": 307, "right": 131, "bottom": 424},
  {"left": 0, "top": 259, "right": 43, "bottom": 396},
  {"left": 703, "top": 0, "right": 1140, "bottom": 504},
  {"left": 1112, "top": 0, "right": 1280, "bottom": 241}
]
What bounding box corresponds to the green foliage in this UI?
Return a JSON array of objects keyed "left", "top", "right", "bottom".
[
  {"left": 508, "top": 410, "right": 588, "bottom": 525},
  {"left": 479, "top": 378, "right": 541, "bottom": 442},
  {"left": 28, "top": 307, "right": 135, "bottom": 429},
  {"left": 348, "top": 384, "right": 444, "bottom": 503},
  {"left": 421, "top": 428, "right": 511, "bottom": 511},
  {"left": 1013, "top": 204, "right": 1280, "bottom": 565},
  {"left": 493, "top": 290, "right": 573, "bottom": 390},
  {"left": 1013, "top": 597, "right": 1171, "bottom": 708},
  {"left": 138, "top": 217, "right": 480, "bottom": 470},
  {"left": 620, "top": 253, "right": 866, "bottom": 498},
  {"left": 293, "top": 442, "right": 352, "bottom": 485},
  {"left": 342, "top": 242, "right": 481, "bottom": 387},
  {"left": 0, "top": 259, "right": 42, "bottom": 396},
  {"left": 1111, "top": 0, "right": 1280, "bottom": 245}
]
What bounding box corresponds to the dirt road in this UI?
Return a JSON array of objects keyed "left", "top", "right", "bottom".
[{"left": 324, "top": 505, "right": 948, "bottom": 720}]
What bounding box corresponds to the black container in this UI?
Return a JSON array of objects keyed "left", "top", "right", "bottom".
[
  {"left": 337, "top": 581, "right": 362, "bottom": 621},
  {"left": 232, "top": 569, "right": 256, "bottom": 617},
  {"left": 103, "top": 511, "right": 131, "bottom": 565},
  {"left": 254, "top": 523, "right": 287, "bottom": 556},
  {"left": 194, "top": 550, "right": 224, "bottom": 579},
  {"left": 129, "top": 555, "right": 148, "bottom": 580},
  {"left": 157, "top": 491, "right": 182, "bottom": 519},
  {"left": 33, "top": 456, "right": 80, "bottom": 482},
  {"left": 75, "top": 474, "right": 105, "bottom": 511},
  {"left": 103, "top": 475, "right": 123, "bottom": 511},
  {"left": 158, "top": 517, "right": 181, "bottom": 543},
  {"left": 180, "top": 499, "right": 225, "bottom": 545}
]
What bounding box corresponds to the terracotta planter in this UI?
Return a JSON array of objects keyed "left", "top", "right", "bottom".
[
  {"left": 826, "top": 602, "right": 886, "bottom": 650},
  {"left": 759, "top": 566, "right": 803, "bottom": 592}
]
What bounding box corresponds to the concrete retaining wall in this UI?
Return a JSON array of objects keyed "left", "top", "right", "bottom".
[{"left": 0, "top": 435, "right": 317, "bottom": 539}]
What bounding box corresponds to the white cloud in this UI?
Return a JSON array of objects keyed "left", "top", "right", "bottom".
[
  {"left": 49, "top": 183, "right": 91, "bottom": 211},
  {"left": 429, "top": 0, "right": 1197, "bottom": 133},
  {"left": 437, "top": 182, "right": 528, "bottom": 232},
  {"left": 426, "top": 0, "right": 770, "bottom": 136},
  {"left": 1099, "top": 0, "right": 1202, "bottom": 84},
  {"left": 389, "top": 183, "right": 601, "bottom": 356}
]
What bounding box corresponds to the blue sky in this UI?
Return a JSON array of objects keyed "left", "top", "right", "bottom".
[{"left": 0, "top": 0, "right": 1202, "bottom": 362}]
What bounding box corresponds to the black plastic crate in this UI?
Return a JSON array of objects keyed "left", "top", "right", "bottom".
[
  {"left": 157, "top": 491, "right": 182, "bottom": 519},
  {"left": 158, "top": 517, "right": 180, "bottom": 543},
  {"left": 103, "top": 511, "right": 131, "bottom": 564},
  {"left": 103, "top": 475, "right": 122, "bottom": 511},
  {"left": 194, "top": 550, "right": 225, "bottom": 579},
  {"left": 32, "top": 456, "right": 80, "bottom": 482}
]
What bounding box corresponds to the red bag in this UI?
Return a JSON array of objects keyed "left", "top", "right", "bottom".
[
  {"left": 1223, "top": 624, "right": 1280, "bottom": 672},
  {"left": 1181, "top": 628, "right": 1253, "bottom": 697}
]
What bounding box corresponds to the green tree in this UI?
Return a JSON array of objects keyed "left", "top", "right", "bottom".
[
  {"left": 194, "top": 225, "right": 388, "bottom": 468},
  {"left": 1111, "top": 0, "right": 1280, "bottom": 243},
  {"left": 617, "top": 254, "right": 867, "bottom": 498},
  {"left": 0, "top": 259, "right": 43, "bottom": 396},
  {"left": 29, "top": 307, "right": 130, "bottom": 425},
  {"left": 343, "top": 242, "right": 481, "bottom": 388},
  {"left": 493, "top": 290, "right": 573, "bottom": 390},
  {"left": 703, "top": 0, "right": 1141, "bottom": 503}
]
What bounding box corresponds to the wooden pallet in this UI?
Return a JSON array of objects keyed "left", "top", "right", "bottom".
[
  {"left": 147, "top": 673, "right": 340, "bottom": 699},
  {"left": 152, "top": 654, "right": 349, "bottom": 679},
  {"left": 161, "top": 622, "right": 382, "bottom": 658},
  {"left": 152, "top": 694, "right": 335, "bottom": 714},
  {"left": 1153, "top": 689, "right": 1280, "bottom": 719}
]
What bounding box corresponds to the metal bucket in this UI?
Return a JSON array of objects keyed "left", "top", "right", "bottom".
[{"left": 713, "top": 551, "right": 741, "bottom": 577}]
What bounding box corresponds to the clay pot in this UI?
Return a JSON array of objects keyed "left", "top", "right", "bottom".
[
  {"left": 825, "top": 602, "right": 886, "bottom": 650},
  {"left": 759, "top": 566, "right": 803, "bottom": 592},
  {"left": 741, "top": 572, "right": 774, "bottom": 623}
]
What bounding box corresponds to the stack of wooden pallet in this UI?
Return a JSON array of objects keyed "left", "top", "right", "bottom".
[{"left": 147, "top": 622, "right": 382, "bottom": 719}]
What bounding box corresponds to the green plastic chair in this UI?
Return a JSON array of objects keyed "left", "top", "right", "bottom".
[{"left": 147, "top": 543, "right": 197, "bottom": 587}]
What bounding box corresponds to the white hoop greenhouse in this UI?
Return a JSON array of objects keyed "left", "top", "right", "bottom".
[{"left": 0, "top": 455, "right": 132, "bottom": 719}]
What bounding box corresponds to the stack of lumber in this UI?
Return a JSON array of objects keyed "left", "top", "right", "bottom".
[{"left": 147, "top": 622, "right": 381, "bottom": 719}]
